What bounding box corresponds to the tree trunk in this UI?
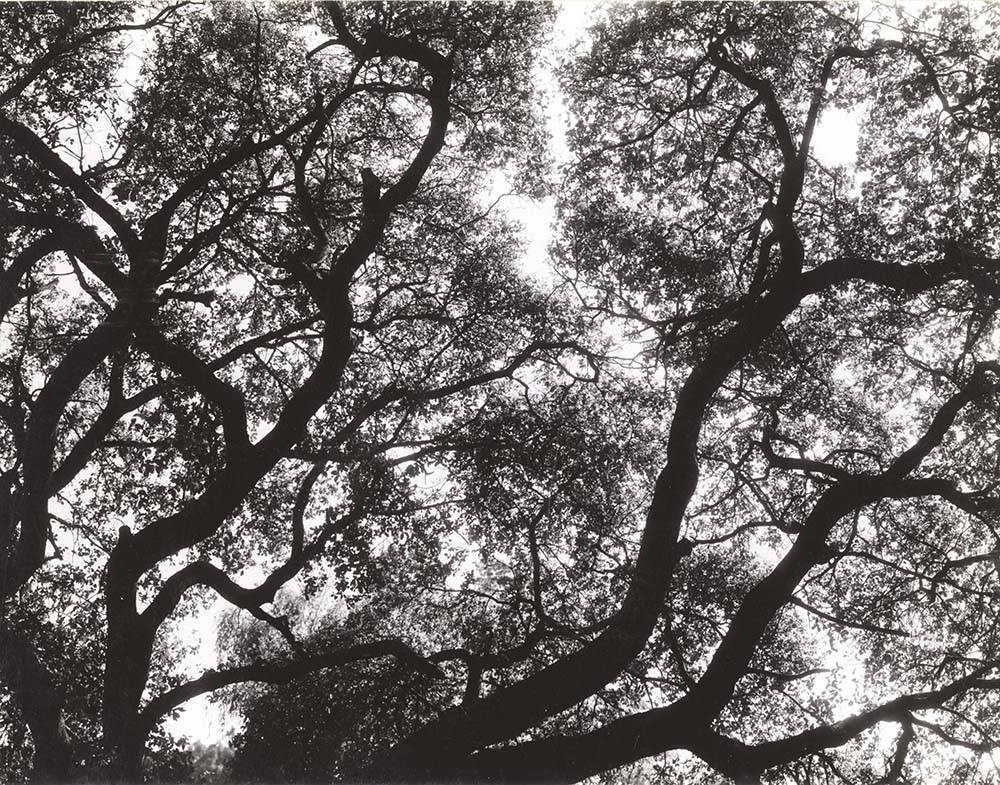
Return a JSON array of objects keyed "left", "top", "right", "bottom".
[
  {"left": 0, "top": 624, "right": 76, "bottom": 783},
  {"left": 101, "top": 538, "right": 154, "bottom": 785}
]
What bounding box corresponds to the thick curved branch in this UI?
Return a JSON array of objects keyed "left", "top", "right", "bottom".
[
  {"left": 740, "top": 671, "right": 1000, "bottom": 774},
  {"left": 4, "top": 307, "right": 131, "bottom": 596},
  {"left": 373, "top": 188, "right": 997, "bottom": 782},
  {"left": 47, "top": 315, "right": 322, "bottom": 496},
  {"left": 761, "top": 416, "right": 854, "bottom": 481},
  {"left": 133, "top": 327, "right": 251, "bottom": 459},
  {"left": 706, "top": 28, "right": 807, "bottom": 283},
  {"left": 0, "top": 233, "right": 62, "bottom": 321},
  {"left": 707, "top": 28, "right": 796, "bottom": 170},
  {"left": 885, "top": 361, "right": 998, "bottom": 480},
  {"left": 371, "top": 267, "right": 821, "bottom": 779},
  {"left": 690, "top": 366, "right": 995, "bottom": 716},
  {"left": 0, "top": 208, "right": 127, "bottom": 292},
  {"left": 0, "top": 117, "right": 141, "bottom": 254},
  {"left": 442, "top": 702, "right": 697, "bottom": 785},
  {"left": 139, "top": 638, "right": 444, "bottom": 732},
  {"left": 102, "top": 26, "right": 459, "bottom": 754},
  {"left": 119, "top": 23, "right": 458, "bottom": 590},
  {"left": 447, "top": 669, "right": 1000, "bottom": 785},
  {"left": 800, "top": 248, "right": 1000, "bottom": 312},
  {"left": 140, "top": 464, "right": 355, "bottom": 632},
  {"left": 322, "top": 4, "right": 453, "bottom": 281},
  {"left": 877, "top": 720, "right": 915, "bottom": 785},
  {"left": 142, "top": 560, "right": 300, "bottom": 650}
]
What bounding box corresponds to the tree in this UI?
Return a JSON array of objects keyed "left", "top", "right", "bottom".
[{"left": 3, "top": 1, "right": 1000, "bottom": 784}]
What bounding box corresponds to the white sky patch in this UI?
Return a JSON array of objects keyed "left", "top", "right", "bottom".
[
  {"left": 80, "top": 27, "right": 146, "bottom": 165},
  {"left": 166, "top": 693, "right": 236, "bottom": 747},
  {"left": 226, "top": 272, "right": 256, "bottom": 298},
  {"left": 118, "top": 24, "right": 149, "bottom": 107},
  {"left": 811, "top": 106, "right": 861, "bottom": 168},
  {"left": 554, "top": 1, "right": 600, "bottom": 43},
  {"left": 296, "top": 23, "right": 326, "bottom": 52},
  {"left": 478, "top": 2, "right": 597, "bottom": 283},
  {"left": 70, "top": 14, "right": 150, "bottom": 234},
  {"left": 547, "top": 1, "right": 598, "bottom": 165},
  {"left": 164, "top": 597, "right": 233, "bottom": 745},
  {"left": 484, "top": 170, "right": 557, "bottom": 283}
]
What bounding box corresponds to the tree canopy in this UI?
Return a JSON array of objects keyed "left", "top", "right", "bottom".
[{"left": 3, "top": 2, "right": 1000, "bottom": 783}]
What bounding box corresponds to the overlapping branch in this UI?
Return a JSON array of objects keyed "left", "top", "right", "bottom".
[{"left": 139, "top": 638, "right": 445, "bottom": 733}]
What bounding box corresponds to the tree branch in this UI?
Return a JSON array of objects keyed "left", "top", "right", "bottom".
[
  {"left": 139, "top": 639, "right": 444, "bottom": 731},
  {"left": 0, "top": 118, "right": 141, "bottom": 254}
]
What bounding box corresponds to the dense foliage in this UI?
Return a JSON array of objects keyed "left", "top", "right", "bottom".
[{"left": 3, "top": 2, "right": 1000, "bottom": 784}]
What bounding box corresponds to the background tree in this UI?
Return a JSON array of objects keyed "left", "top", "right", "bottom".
[{"left": 4, "top": 3, "right": 1000, "bottom": 785}]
